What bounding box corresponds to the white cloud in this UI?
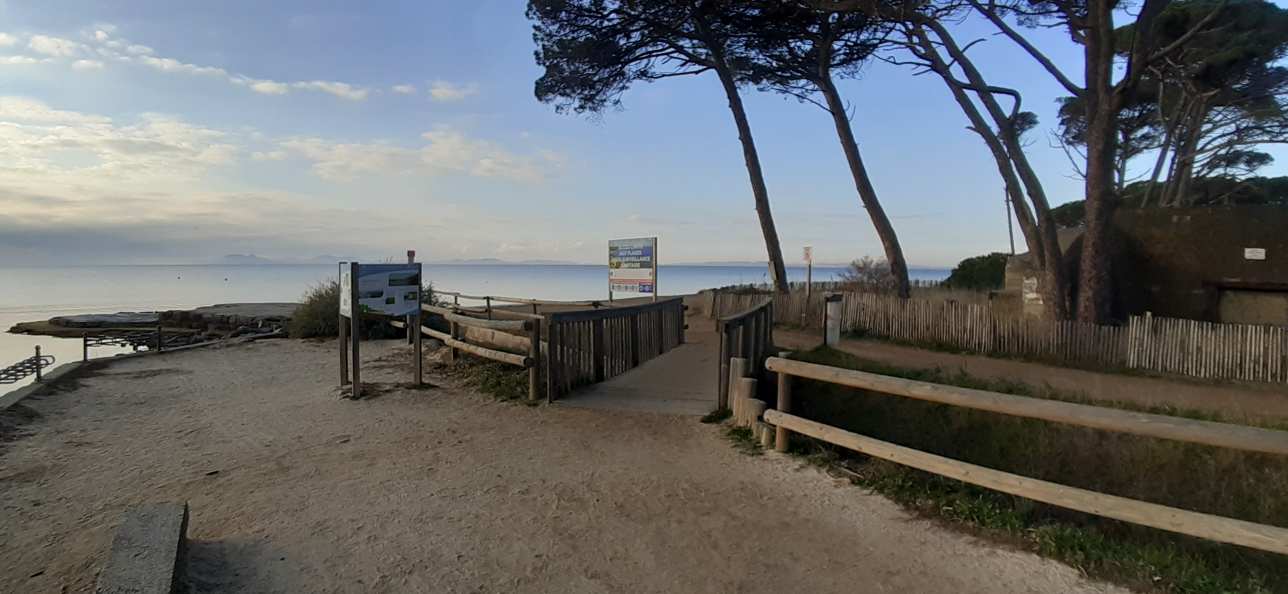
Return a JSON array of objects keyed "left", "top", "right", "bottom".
[
  {"left": 71, "top": 59, "right": 104, "bottom": 71},
  {"left": 391, "top": 84, "right": 416, "bottom": 95},
  {"left": 1, "top": 55, "right": 41, "bottom": 65},
  {"left": 93, "top": 30, "right": 110, "bottom": 42},
  {"left": 134, "top": 54, "right": 227, "bottom": 77},
  {"left": 291, "top": 80, "right": 368, "bottom": 101},
  {"left": 28, "top": 35, "right": 81, "bottom": 57},
  {"left": 237, "top": 78, "right": 290, "bottom": 95},
  {"left": 0, "top": 33, "right": 18, "bottom": 47},
  {"left": 274, "top": 128, "right": 561, "bottom": 184},
  {"left": 125, "top": 43, "right": 154, "bottom": 56},
  {"left": 251, "top": 150, "right": 288, "bottom": 161},
  {"left": 0, "top": 96, "right": 112, "bottom": 124},
  {"left": 428, "top": 80, "right": 478, "bottom": 102}
]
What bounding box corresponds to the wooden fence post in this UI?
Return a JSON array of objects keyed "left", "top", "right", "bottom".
[
  {"left": 593, "top": 317, "right": 605, "bottom": 382},
  {"left": 448, "top": 320, "right": 459, "bottom": 363},
  {"left": 546, "top": 320, "right": 559, "bottom": 403},
  {"left": 529, "top": 320, "right": 541, "bottom": 401},
  {"left": 156, "top": 324, "right": 163, "bottom": 352},
  {"left": 717, "top": 322, "right": 732, "bottom": 411},
  {"left": 83, "top": 333, "right": 89, "bottom": 362},
  {"left": 775, "top": 371, "right": 793, "bottom": 453},
  {"left": 34, "top": 346, "right": 42, "bottom": 382},
  {"left": 730, "top": 357, "right": 748, "bottom": 424}
]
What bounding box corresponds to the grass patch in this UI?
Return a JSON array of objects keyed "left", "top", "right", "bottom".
[
  {"left": 701, "top": 408, "right": 732, "bottom": 424},
  {"left": 724, "top": 425, "right": 762, "bottom": 456},
  {"left": 781, "top": 346, "right": 1288, "bottom": 593},
  {"left": 443, "top": 357, "right": 530, "bottom": 402}
]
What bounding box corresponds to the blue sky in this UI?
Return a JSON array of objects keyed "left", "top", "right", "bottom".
[{"left": 2, "top": 1, "right": 1282, "bottom": 267}]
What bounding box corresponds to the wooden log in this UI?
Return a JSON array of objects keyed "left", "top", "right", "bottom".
[
  {"left": 764, "top": 409, "right": 1288, "bottom": 556},
  {"left": 737, "top": 378, "right": 758, "bottom": 427},
  {"left": 460, "top": 324, "right": 530, "bottom": 355},
  {"left": 441, "top": 335, "right": 532, "bottom": 367},
  {"left": 425, "top": 307, "right": 532, "bottom": 332},
  {"left": 529, "top": 322, "right": 541, "bottom": 401},
  {"left": 775, "top": 370, "right": 792, "bottom": 453},
  {"left": 766, "top": 357, "right": 1288, "bottom": 456},
  {"left": 729, "top": 357, "right": 748, "bottom": 424}
]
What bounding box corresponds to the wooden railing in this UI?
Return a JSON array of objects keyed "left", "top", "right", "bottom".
[
  {"left": 716, "top": 298, "right": 774, "bottom": 412},
  {"left": 394, "top": 304, "right": 543, "bottom": 400},
  {"left": 545, "top": 298, "right": 686, "bottom": 401},
  {"left": 435, "top": 290, "right": 606, "bottom": 317},
  {"left": 762, "top": 356, "right": 1288, "bottom": 555}
]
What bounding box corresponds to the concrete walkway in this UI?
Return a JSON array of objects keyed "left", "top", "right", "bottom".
[{"left": 556, "top": 318, "right": 720, "bottom": 416}]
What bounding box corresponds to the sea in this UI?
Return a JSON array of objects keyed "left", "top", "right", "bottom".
[{"left": 0, "top": 264, "right": 949, "bottom": 391}]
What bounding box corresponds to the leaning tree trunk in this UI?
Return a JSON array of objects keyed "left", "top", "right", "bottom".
[
  {"left": 819, "top": 76, "right": 911, "bottom": 298},
  {"left": 713, "top": 66, "right": 790, "bottom": 293},
  {"left": 1076, "top": 0, "right": 1119, "bottom": 324}
]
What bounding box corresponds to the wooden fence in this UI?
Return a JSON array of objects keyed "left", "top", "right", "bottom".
[
  {"left": 710, "top": 288, "right": 1288, "bottom": 384},
  {"left": 394, "top": 304, "right": 543, "bottom": 400},
  {"left": 716, "top": 299, "right": 775, "bottom": 411},
  {"left": 761, "top": 356, "right": 1288, "bottom": 555},
  {"left": 546, "top": 298, "right": 686, "bottom": 401}
]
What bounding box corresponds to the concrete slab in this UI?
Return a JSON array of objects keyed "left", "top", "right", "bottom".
[
  {"left": 94, "top": 502, "right": 189, "bottom": 594},
  {"left": 557, "top": 323, "right": 719, "bottom": 417}
]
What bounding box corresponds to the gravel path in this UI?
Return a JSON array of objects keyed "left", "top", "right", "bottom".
[{"left": 0, "top": 339, "right": 1127, "bottom": 593}]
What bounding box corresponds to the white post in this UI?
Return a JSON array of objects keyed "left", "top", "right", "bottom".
[{"left": 825, "top": 294, "right": 841, "bottom": 346}]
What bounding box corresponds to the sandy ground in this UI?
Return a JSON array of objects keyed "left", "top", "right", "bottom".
[{"left": 1, "top": 338, "right": 1127, "bottom": 594}]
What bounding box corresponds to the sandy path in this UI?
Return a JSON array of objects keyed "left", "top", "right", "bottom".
[{"left": 1, "top": 339, "right": 1126, "bottom": 594}]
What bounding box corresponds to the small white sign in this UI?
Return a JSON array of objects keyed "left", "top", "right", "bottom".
[
  {"left": 803, "top": 246, "right": 813, "bottom": 263},
  {"left": 1245, "top": 248, "right": 1267, "bottom": 260},
  {"left": 339, "top": 266, "right": 353, "bottom": 317}
]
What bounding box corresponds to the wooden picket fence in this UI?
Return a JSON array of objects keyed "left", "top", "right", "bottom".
[{"left": 710, "top": 289, "right": 1288, "bottom": 384}]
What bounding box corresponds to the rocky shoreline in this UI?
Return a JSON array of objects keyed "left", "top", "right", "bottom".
[{"left": 7, "top": 303, "right": 299, "bottom": 345}]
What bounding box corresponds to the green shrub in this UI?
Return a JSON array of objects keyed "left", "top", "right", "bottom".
[
  {"left": 943, "top": 252, "right": 1007, "bottom": 290},
  {"left": 289, "top": 280, "right": 438, "bottom": 338}
]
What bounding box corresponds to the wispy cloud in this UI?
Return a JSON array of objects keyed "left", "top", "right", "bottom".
[
  {"left": 0, "top": 26, "right": 383, "bottom": 102},
  {"left": 428, "top": 80, "right": 479, "bottom": 102},
  {"left": 391, "top": 84, "right": 417, "bottom": 95}
]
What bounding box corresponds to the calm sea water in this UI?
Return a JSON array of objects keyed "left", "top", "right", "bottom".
[{"left": 0, "top": 264, "right": 948, "bottom": 390}]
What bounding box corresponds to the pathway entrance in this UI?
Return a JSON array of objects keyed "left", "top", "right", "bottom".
[{"left": 556, "top": 317, "right": 720, "bottom": 416}]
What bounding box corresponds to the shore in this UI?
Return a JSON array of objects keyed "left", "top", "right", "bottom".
[{"left": 0, "top": 338, "right": 1123, "bottom": 594}]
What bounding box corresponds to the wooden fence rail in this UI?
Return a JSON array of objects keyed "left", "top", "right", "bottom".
[
  {"left": 545, "top": 298, "right": 685, "bottom": 401},
  {"left": 717, "top": 298, "right": 775, "bottom": 411},
  {"left": 764, "top": 356, "right": 1288, "bottom": 555},
  {"left": 394, "top": 304, "right": 543, "bottom": 400},
  {"left": 711, "top": 288, "right": 1288, "bottom": 384}
]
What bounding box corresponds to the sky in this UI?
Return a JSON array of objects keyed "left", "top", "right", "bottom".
[{"left": 1, "top": 1, "right": 1284, "bottom": 268}]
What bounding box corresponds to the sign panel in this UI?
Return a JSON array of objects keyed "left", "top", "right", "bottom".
[
  {"left": 609, "top": 237, "right": 657, "bottom": 294},
  {"left": 1245, "top": 247, "right": 1267, "bottom": 261},
  {"left": 339, "top": 264, "right": 353, "bottom": 317},
  {"left": 347, "top": 263, "right": 422, "bottom": 316}
]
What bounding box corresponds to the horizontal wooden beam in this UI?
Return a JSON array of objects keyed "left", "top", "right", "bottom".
[
  {"left": 766, "top": 357, "right": 1288, "bottom": 457},
  {"left": 718, "top": 298, "right": 773, "bottom": 324},
  {"left": 549, "top": 297, "right": 684, "bottom": 323},
  {"left": 441, "top": 331, "right": 531, "bottom": 367},
  {"left": 421, "top": 305, "right": 532, "bottom": 331},
  {"left": 764, "top": 409, "right": 1288, "bottom": 556}
]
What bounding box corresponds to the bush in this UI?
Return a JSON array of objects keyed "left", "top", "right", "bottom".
[
  {"left": 838, "top": 256, "right": 896, "bottom": 293},
  {"left": 289, "top": 280, "right": 438, "bottom": 338},
  {"left": 943, "top": 252, "right": 1007, "bottom": 291}
]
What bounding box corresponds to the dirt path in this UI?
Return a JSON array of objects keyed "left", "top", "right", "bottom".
[
  {"left": 1, "top": 339, "right": 1125, "bottom": 594},
  {"left": 775, "top": 328, "right": 1288, "bottom": 422}
]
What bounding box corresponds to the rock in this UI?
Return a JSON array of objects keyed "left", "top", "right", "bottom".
[{"left": 48, "top": 312, "right": 159, "bottom": 328}]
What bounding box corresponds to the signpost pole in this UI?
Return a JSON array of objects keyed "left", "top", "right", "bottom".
[
  {"left": 406, "top": 251, "right": 415, "bottom": 345},
  {"left": 349, "top": 261, "right": 362, "bottom": 399},
  {"left": 652, "top": 237, "right": 658, "bottom": 303},
  {"left": 339, "top": 262, "right": 349, "bottom": 387},
  {"left": 413, "top": 266, "right": 423, "bottom": 387}
]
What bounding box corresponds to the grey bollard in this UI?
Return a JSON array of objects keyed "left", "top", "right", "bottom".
[{"left": 824, "top": 293, "right": 842, "bottom": 346}]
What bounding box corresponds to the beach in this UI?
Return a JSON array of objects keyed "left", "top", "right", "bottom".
[{"left": 0, "top": 337, "right": 1121, "bottom": 594}]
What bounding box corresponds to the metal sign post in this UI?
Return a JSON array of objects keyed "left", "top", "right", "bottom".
[
  {"left": 338, "top": 258, "right": 424, "bottom": 398},
  {"left": 349, "top": 261, "right": 362, "bottom": 399}
]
